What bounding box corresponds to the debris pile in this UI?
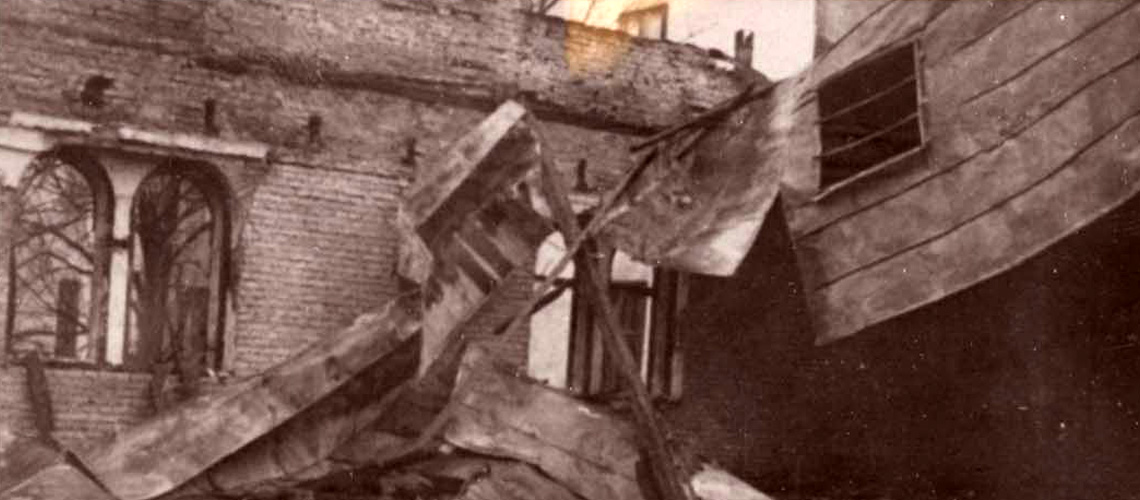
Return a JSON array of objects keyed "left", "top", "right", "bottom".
[
  {"left": 0, "top": 96, "right": 774, "bottom": 500},
  {"left": 176, "top": 346, "right": 771, "bottom": 500}
]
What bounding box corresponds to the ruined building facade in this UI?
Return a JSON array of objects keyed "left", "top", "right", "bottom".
[
  {"left": 5, "top": 1, "right": 1140, "bottom": 499},
  {"left": 0, "top": 0, "right": 739, "bottom": 451}
]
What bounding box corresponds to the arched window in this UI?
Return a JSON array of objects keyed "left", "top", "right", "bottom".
[
  {"left": 5, "top": 153, "right": 112, "bottom": 363},
  {"left": 126, "top": 162, "right": 229, "bottom": 376},
  {"left": 3, "top": 152, "right": 231, "bottom": 375}
]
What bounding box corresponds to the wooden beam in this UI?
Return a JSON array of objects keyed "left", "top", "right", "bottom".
[
  {"left": 533, "top": 126, "right": 693, "bottom": 500},
  {"left": 171, "top": 335, "right": 421, "bottom": 497},
  {"left": 446, "top": 346, "right": 644, "bottom": 500},
  {"left": 71, "top": 299, "right": 422, "bottom": 500},
  {"left": 630, "top": 83, "right": 763, "bottom": 153},
  {"left": 445, "top": 346, "right": 776, "bottom": 500}
]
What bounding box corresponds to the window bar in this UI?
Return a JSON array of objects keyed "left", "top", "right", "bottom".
[
  {"left": 817, "top": 111, "right": 919, "bottom": 159},
  {"left": 815, "top": 75, "right": 916, "bottom": 125},
  {"left": 912, "top": 42, "right": 929, "bottom": 144}
]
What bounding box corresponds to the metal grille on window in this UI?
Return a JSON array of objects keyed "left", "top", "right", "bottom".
[{"left": 817, "top": 42, "right": 924, "bottom": 191}]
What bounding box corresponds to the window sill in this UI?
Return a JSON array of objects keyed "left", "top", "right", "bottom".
[
  {"left": 810, "top": 144, "right": 927, "bottom": 203},
  {"left": 8, "top": 355, "right": 149, "bottom": 373}
]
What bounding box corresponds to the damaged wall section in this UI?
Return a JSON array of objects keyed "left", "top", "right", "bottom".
[{"left": 0, "top": 0, "right": 740, "bottom": 450}]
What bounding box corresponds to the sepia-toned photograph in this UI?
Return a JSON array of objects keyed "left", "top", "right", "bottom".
[{"left": 0, "top": 1, "right": 1137, "bottom": 499}]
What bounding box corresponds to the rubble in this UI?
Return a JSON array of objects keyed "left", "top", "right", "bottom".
[
  {"left": 0, "top": 99, "right": 773, "bottom": 500},
  {"left": 154, "top": 345, "right": 772, "bottom": 500}
]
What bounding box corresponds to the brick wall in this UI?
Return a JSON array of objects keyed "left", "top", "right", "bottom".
[
  {"left": 0, "top": 368, "right": 151, "bottom": 450},
  {"left": 0, "top": 0, "right": 738, "bottom": 449}
]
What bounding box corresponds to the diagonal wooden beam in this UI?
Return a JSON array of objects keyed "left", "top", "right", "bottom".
[{"left": 531, "top": 122, "right": 693, "bottom": 500}]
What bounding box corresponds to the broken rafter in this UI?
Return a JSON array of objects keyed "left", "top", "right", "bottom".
[
  {"left": 495, "top": 120, "right": 659, "bottom": 339},
  {"left": 533, "top": 123, "right": 694, "bottom": 500},
  {"left": 630, "top": 82, "right": 765, "bottom": 153}
]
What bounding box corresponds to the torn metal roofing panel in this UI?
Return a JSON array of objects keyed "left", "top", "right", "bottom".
[{"left": 598, "top": 83, "right": 789, "bottom": 277}]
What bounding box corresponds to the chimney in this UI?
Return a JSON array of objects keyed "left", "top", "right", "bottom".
[{"left": 734, "top": 30, "right": 755, "bottom": 69}]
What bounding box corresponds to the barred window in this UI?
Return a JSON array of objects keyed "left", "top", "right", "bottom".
[{"left": 817, "top": 42, "right": 924, "bottom": 191}]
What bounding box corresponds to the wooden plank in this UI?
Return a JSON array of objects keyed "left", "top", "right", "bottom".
[
  {"left": 536, "top": 150, "right": 692, "bottom": 500},
  {"left": 404, "top": 101, "right": 536, "bottom": 241},
  {"left": 445, "top": 346, "right": 776, "bottom": 500},
  {"left": 813, "top": 107, "right": 1140, "bottom": 344},
  {"left": 921, "top": 0, "right": 1043, "bottom": 66},
  {"left": 788, "top": 2, "right": 1140, "bottom": 237},
  {"left": 798, "top": 45, "right": 1140, "bottom": 290},
  {"left": 926, "top": 1, "right": 1130, "bottom": 110},
  {"left": 445, "top": 346, "right": 645, "bottom": 500},
  {"left": 171, "top": 335, "right": 420, "bottom": 497},
  {"left": 0, "top": 462, "right": 114, "bottom": 500},
  {"left": 400, "top": 101, "right": 551, "bottom": 373},
  {"left": 630, "top": 83, "right": 763, "bottom": 153},
  {"left": 691, "top": 464, "right": 776, "bottom": 500},
  {"left": 458, "top": 462, "right": 583, "bottom": 500},
  {"left": 71, "top": 298, "right": 422, "bottom": 500}
]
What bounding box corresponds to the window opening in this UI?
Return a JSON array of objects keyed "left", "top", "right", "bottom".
[
  {"left": 127, "top": 166, "right": 225, "bottom": 376},
  {"left": 528, "top": 227, "right": 684, "bottom": 401},
  {"left": 5, "top": 155, "right": 110, "bottom": 363},
  {"left": 617, "top": 2, "right": 668, "bottom": 40},
  {"left": 817, "top": 42, "right": 923, "bottom": 191}
]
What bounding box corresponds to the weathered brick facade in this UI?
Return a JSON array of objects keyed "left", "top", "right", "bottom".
[{"left": 0, "top": 0, "right": 738, "bottom": 450}]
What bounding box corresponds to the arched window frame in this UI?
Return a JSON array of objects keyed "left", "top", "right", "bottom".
[
  {"left": 3, "top": 149, "right": 232, "bottom": 373},
  {"left": 124, "top": 159, "right": 232, "bottom": 374},
  {"left": 3, "top": 148, "right": 113, "bottom": 366}
]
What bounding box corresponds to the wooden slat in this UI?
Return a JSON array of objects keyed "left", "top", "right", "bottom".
[
  {"left": 790, "top": 2, "right": 1140, "bottom": 236},
  {"left": 404, "top": 101, "right": 531, "bottom": 236},
  {"left": 928, "top": 1, "right": 1130, "bottom": 110},
  {"left": 921, "top": 0, "right": 1043, "bottom": 66},
  {"left": 814, "top": 109, "right": 1140, "bottom": 344},
  {"left": 799, "top": 47, "right": 1140, "bottom": 290},
  {"left": 402, "top": 101, "right": 551, "bottom": 373}
]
